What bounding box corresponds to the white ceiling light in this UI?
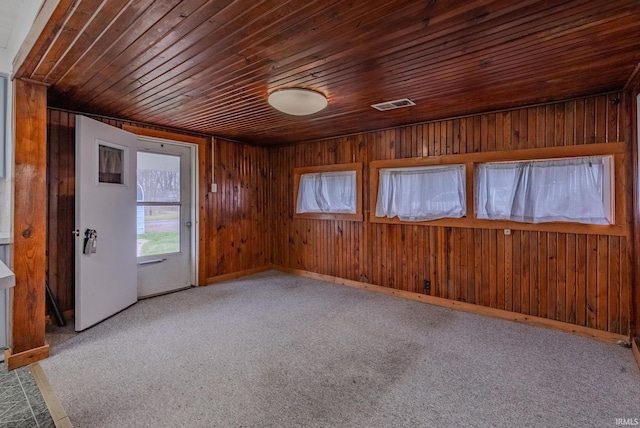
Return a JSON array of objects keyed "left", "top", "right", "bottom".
[{"left": 268, "top": 88, "right": 328, "bottom": 116}]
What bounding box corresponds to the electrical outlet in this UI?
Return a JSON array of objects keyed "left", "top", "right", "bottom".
[{"left": 423, "top": 279, "right": 431, "bottom": 293}]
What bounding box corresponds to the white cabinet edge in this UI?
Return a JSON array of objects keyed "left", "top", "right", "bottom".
[{"left": 0, "top": 259, "right": 13, "bottom": 290}]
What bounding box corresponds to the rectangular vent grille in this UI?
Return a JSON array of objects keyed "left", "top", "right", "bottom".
[{"left": 371, "top": 98, "right": 416, "bottom": 111}]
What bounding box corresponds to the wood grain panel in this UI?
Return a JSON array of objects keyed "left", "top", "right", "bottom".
[
  {"left": 270, "top": 93, "right": 632, "bottom": 335},
  {"left": 205, "top": 137, "right": 270, "bottom": 279},
  {"left": 46, "top": 109, "right": 270, "bottom": 316},
  {"left": 11, "top": 79, "right": 49, "bottom": 360},
  {"left": 12, "top": 0, "right": 640, "bottom": 144}
]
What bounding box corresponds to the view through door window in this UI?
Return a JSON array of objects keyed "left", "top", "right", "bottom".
[{"left": 137, "top": 152, "right": 181, "bottom": 257}]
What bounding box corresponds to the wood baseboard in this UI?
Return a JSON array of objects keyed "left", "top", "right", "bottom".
[
  {"left": 274, "top": 266, "right": 628, "bottom": 345},
  {"left": 4, "top": 344, "right": 50, "bottom": 371},
  {"left": 205, "top": 266, "right": 272, "bottom": 285},
  {"left": 633, "top": 338, "right": 640, "bottom": 371}
]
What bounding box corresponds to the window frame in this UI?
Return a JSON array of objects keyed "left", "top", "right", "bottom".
[
  {"left": 293, "top": 162, "right": 363, "bottom": 221},
  {"left": 369, "top": 142, "right": 627, "bottom": 236}
]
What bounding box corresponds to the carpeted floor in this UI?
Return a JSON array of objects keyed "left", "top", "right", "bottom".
[{"left": 41, "top": 271, "right": 640, "bottom": 427}]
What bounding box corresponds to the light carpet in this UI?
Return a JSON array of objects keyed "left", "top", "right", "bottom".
[{"left": 40, "top": 271, "right": 640, "bottom": 427}]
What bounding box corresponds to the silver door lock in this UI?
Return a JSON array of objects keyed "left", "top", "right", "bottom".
[{"left": 83, "top": 229, "right": 97, "bottom": 254}]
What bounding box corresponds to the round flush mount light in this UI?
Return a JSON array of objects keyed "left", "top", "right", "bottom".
[{"left": 268, "top": 88, "right": 328, "bottom": 116}]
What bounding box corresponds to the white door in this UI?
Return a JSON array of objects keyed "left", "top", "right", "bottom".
[
  {"left": 136, "top": 138, "right": 193, "bottom": 298},
  {"left": 75, "top": 115, "right": 138, "bottom": 331}
]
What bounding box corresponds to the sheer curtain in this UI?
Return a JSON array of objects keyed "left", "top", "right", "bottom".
[
  {"left": 375, "top": 165, "right": 466, "bottom": 221},
  {"left": 296, "top": 171, "right": 357, "bottom": 214},
  {"left": 98, "top": 145, "right": 124, "bottom": 184},
  {"left": 475, "top": 156, "right": 613, "bottom": 224}
]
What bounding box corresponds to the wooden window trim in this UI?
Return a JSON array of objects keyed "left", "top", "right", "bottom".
[
  {"left": 294, "top": 162, "right": 363, "bottom": 221},
  {"left": 369, "top": 142, "right": 628, "bottom": 236}
]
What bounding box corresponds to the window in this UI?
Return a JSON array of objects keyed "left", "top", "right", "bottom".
[
  {"left": 369, "top": 143, "right": 624, "bottom": 234},
  {"left": 375, "top": 164, "right": 466, "bottom": 221},
  {"left": 475, "top": 156, "right": 614, "bottom": 225},
  {"left": 137, "top": 151, "right": 182, "bottom": 256},
  {"left": 293, "top": 163, "right": 363, "bottom": 221},
  {"left": 296, "top": 171, "right": 357, "bottom": 214}
]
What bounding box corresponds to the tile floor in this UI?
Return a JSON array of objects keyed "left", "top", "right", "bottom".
[{"left": 0, "top": 365, "right": 55, "bottom": 428}]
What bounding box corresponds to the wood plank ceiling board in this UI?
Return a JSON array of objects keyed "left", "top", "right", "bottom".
[{"left": 15, "top": 0, "right": 640, "bottom": 144}]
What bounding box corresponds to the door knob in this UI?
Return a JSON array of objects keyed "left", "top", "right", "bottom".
[{"left": 72, "top": 229, "right": 80, "bottom": 236}]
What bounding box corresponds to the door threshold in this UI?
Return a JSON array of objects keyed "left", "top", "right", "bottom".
[{"left": 138, "top": 285, "right": 194, "bottom": 300}]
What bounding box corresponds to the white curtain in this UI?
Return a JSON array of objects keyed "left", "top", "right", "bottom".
[
  {"left": 296, "top": 171, "right": 357, "bottom": 214},
  {"left": 98, "top": 145, "right": 123, "bottom": 183},
  {"left": 475, "top": 156, "right": 613, "bottom": 224},
  {"left": 375, "top": 165, "right": 466, "bottom": 221}
]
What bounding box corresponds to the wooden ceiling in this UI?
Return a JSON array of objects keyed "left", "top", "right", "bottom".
[{"left": 15, "top": 0, "right": 640, "bottom": 145}]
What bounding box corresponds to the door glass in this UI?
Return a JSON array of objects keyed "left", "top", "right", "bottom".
[
  {"left": 137, "top": 152, "right": 181, "bottom": 257},
  {"left": 137, "top": 205, "right": 180, "bottom": 256},
  {"left": 98, "top": 144, "right": 124, "bottom": 184}
]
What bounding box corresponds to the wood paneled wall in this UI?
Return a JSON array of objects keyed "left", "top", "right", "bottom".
[
  {"left": 46, "top": 93, "right": 634, "bottom": 336},
  {"left": 46, "top": 109, "right": 270, "bottom": 316},
  {"left": 626, "top": 69, "right": 640, "bottom": 339},
  {"left": 205, "top": 138, "right": 271, "bottom": 279},
  {"left": 270, "top": 93, "right": 633, "bottom": 336}
]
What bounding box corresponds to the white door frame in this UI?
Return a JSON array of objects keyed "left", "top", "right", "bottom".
[{"left": 136, "top": 135, "right": 198, "bottom": 287}]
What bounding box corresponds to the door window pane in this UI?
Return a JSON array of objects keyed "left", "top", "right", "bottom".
[
  {"left": 98, "top": 145, "right": 124, "bottom": 184},
  {"left": 137, "top": 152, "right": 180, "bottom": 202},
  {"left": 136, "top": 205, "right": 180, "bottom": 257}
]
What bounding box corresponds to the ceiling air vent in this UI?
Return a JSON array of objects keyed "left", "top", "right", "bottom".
[{"left": 371, "top": 98, "right": 416, "bottom": 111}]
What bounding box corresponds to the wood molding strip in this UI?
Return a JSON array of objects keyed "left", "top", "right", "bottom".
[
  {"left": 204, "top": 266, "right": 272, "bottom": 285},
  {"left": 369, "top": 142, "right": 625, "bottom": 168},
  {"left": 30, "top": 362, "right": 72, "bottom": 427},
  {"left": 633, "top": 338, "right": 640, "bottom": 372},
  {"left": 4, "top": 344, "right": 50, "bottom": 371},
  {"left": 274, "top": 266, "right": 628, "bottom": 345}
]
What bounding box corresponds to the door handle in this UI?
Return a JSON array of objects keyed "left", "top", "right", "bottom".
[
  {"left": 72, "top": 229, "right": 80, "bottom": 236},
  {"left": 185, "top": 221, "right": 192, "bottom": 228},
  {"left": 137, "top": 258, "right": 167, "bottom": 266}
]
